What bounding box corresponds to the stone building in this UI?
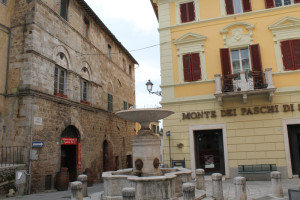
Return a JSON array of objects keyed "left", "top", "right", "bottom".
[
  {"left": 0, "top": 0, "right": 137, "bottom": 193},
  {"left": 151, "top": 0, "right": 300, "bottom": 180}
]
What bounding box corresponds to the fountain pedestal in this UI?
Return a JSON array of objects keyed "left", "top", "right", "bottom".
[{"left": 132, "top": 131, "right": 161, "bottom": 176}]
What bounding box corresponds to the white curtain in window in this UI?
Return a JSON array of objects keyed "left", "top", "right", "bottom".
[{"left": 233, "top": 0, "right": 243, "bottom": 13}]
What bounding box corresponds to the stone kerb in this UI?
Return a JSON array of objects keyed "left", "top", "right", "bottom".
[{"left": 71, "top": 181, "right": 83, "bottom": 200}]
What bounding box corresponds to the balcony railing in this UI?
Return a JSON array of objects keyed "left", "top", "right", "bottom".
[
  {"left": 0, "top": 146, "right": 24, "bottom": 167},
  {"left": 214, "top": 68, "right": 276, "bottom": 105}
]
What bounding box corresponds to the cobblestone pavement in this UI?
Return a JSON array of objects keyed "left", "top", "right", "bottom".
[{"left": 1, "top": 179, "right": 299, "bottom": 199}]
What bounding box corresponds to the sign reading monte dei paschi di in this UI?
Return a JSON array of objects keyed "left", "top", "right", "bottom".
[
  {"left": 151, "top": 0, "right": 300, "bottom": 180},
  {"left": 182, "top": 104, "right": 300, "bottom": 120}
]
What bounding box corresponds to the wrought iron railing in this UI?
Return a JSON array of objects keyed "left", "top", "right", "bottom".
[
  {"left": 222, "top": 71, "right": 267, "bottom": 93},
  {"left": 0, "top": 146, "right": 24, "bottom": 167}
]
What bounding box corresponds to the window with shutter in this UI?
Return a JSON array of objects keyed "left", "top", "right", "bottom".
[
  {"left": 265, "top": 0, "right": 298, "bottom": 8},
  {"left": 250, "top": 44, "right": 264, "bottom": 89},
  {"left": 281, "top": 39, "right": 300, "bottom": 71},
  {"left": 60, "top": 0, "right": 69, "bottom": 21},
  {"left": 180, "top": 2, "right": 195, "bottom": 23},
  {"left": 225, "top": 0, "right": 251, "bottom": 14},
  {"left": 183, "top": 53, "right": 201, "bottom": 82}
]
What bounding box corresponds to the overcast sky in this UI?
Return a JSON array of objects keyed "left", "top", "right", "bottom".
[{"left": 85, "top": 0, "right": 162, "bottom": 108}]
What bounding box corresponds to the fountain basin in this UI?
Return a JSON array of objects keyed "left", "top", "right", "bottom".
[{"left": 102, "top": 168, "right": 192, "bottom": 200}]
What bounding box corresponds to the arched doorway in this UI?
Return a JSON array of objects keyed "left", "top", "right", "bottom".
[
  {"left": 103, "top": 140, "right": 114, "bottom": 172},
  {"left": 61, "top": 126, "right": 80, "bottom": 182}
]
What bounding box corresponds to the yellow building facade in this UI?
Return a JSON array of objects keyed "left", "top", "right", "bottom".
[{"left": 151, "top": 0, "right": 300, "bottom": 179}]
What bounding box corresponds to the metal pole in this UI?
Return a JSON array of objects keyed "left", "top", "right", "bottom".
[{"left": 168, "top": 134, "right": 171, "bottom": 168}]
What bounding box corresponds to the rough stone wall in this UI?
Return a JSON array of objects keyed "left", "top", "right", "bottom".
[
  {"left": 0, "top": 165, "right": 26, "bottom": 194},
  {"left": 1, "top": 0, "right": 137, "bottom": 193}
]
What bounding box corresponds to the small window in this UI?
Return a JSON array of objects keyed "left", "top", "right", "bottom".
[
  {"left": 281, "top": 39, "right": 300, "bottom": 71},
  {"left": 108, "top": 45, "right": 112, "bottom": 59},
  {"left": 265, "top": 0, "right": 298, "bottom": 8},
  {"left": 129, "top": 65, "right": 132, "bottom": 75},
  {"left": 151, "top": 125, "right": 157, "bottom": 133},
  {"left": 1, "top": 0, "right": 7, "bottom": 5},
  {"left": 123, "top": 101, "right": 127, "bottom": 110},
  {"left": 225, "top": 0, "right": 252, "bottom": 15},
  {"left": 54, "top": 65, "right": 66, "bottom": 95},
  {"left": 180, "top": 2, "right": 195, "bottom": 23},
  {"left": 128, "top": 104, "right": 133, "bottom": 109},
  {"left": 83, "top": 17, "right": 89, "bottom": 39},
  {"left": 182, "top": 53, "right": 201, "bottom": 82},
  {"left": 82, "top": 79, "right": 89, "bottom": 101},
  {"left": 108, "top": 93, "right": 113, "bottom": 112},
  {"left": 60, "top": 0, "right": 69, "bottom": 21}
]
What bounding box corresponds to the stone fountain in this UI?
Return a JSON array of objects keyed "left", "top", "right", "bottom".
[{"left": 101, "top": 108, "right": 196, "bottom": 200}]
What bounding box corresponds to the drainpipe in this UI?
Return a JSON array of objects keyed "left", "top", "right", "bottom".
[
  {"left": 28, "top": 96, "right": 34, "bottom": 194},
  {"left": 4, "top": 27, "right": 11, "bottom": 95}
]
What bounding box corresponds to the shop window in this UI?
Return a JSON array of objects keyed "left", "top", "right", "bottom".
[
  {"left": 183, "top": 53, "right": 201, "bottom": 82},
  {"left": 225, "top": 0, "right": 252, "bottom": 15},
  {"left": 180, "top": 2, "right": 195, "bottom": 23},
  {"left": 281, "top": 39, "right": 300, "bottom": 71},
  {"left": 108, "top": 93, "right": 113, "bottom": 112},
  {"left": 265, "top": 0, "right": 299, "bottom": 8},
  {"left": 60, "top": 0, "right": 69, "bottom": 21},
  {"left": 83, "top": 17, "right": 89, "bottom": 39},
  {"left": 54, "top": 65, "right": 67, "bottom": 97}
]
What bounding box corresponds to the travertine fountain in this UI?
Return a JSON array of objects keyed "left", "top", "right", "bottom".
[{"left": 101, "top": 108, "right": 194, "bottom": 200}]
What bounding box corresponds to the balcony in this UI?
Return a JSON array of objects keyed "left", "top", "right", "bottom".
[{"left": 214, "top": 68, "right": 276, "bottom": 105}]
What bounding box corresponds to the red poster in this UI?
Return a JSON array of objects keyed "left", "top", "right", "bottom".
[
  {"left": 78, "top": 143, "right": 82, "bottom": 173},
  {"left": 61, "top": 138, "right": 77, "bottom": 145}
]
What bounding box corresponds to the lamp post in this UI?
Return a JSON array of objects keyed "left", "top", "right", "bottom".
[
  {"left": 166, "top": 131, "right": 171, "bottom": 168},
  {"left": 145, "top": 80, "right": 162, "bottom": 96}
]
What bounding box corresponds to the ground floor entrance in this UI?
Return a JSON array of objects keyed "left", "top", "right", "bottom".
[
  {"left": 288, "top": 125, "right": 300, "bottom": 176},
  {"left": 194, "top": 129, "right": 225, "bottom": 175}
]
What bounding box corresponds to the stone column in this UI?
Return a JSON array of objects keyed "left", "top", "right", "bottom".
[
  {"left": 212, "top": 173, "right": 223, "bottom": 200},
  {"left": 264, "top": 68, "right": 275, "bottom": 89},
  {"left": 78, "top": 175, "right": 88, "bottom": 197},
  {"left": 234, "top": 176, "right": 247, "bottom": 200},
  {"left": 271, "top": 171, "right": 283, "bottom": 198},
  {"left": 183, "top": 183, "right": 195, "bottom": 200},
  {"left": 122, "top": 187, "right": 135, "bottom": 200},
  {"left": 195, "top": 169, "right": 205, "bottom": 190},
  {"left": 71, "top": 181, "right": 83, "bottom": 200},
  {"left": 214, "top": 74, "right": 222, "bottom": 94}
]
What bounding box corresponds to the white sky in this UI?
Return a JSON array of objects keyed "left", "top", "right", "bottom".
[{"left": 85, "top": 0, "right": 162, "bottom": 108}]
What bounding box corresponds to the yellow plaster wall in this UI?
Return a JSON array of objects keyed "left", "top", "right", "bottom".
[
  {"left": 162, "top": 93, "right": 300, "bottom": 170},
  {"left": 169, "top": 6, "right": 300, "bottom": 98}
]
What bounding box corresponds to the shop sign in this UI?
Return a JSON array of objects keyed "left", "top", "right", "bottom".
[
  {"left": 61, "top": 138, "right": 77, "bottom": 145},
  {"left": 78, "top": 143, "right": 82, "bottom": 173},
  {"left": 182, "top": 103, "right": 300, "bottom": 120}
]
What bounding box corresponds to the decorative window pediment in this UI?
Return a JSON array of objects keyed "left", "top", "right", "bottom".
[
  {"left": 174, "top": 32, "right": 207, "bottom": 45},
  {"left": 269, "top": 16, "right": 300, "bottom": 31},
  {"left": 220, "top": 22, "right": 255, "bottom": 48}
]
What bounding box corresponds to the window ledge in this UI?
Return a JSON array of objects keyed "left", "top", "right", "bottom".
[
  {"left": 54, "top": 93, "right": 68, "bottom": 98},
  {"left": 272, "top": 69, "right": 300, "bottom": 76},
  {"left": 80, "top": 100, "right": 91, "bottom": 105}
]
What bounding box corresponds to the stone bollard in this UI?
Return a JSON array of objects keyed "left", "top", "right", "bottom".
[
  {"left": 271, "top": 171, "right": 283, "bottom": 198},
  {"left": 196, "top": 169, "right": 205, "bottom": 190},
  {"left": 71, "top": 181, "right": 83, "bottom": 200},
  {"left": 78, "top": 175, "right": 88, "bottom": 197},
  {"left": 182, "top": 183, "right": 195, "bottom": 200},
  {"left": 122, "top": 187, "right": 135, "bottom": 200},
  {"left": 234, "top": 176, "right": 247, "bottom": 200},
  {"left": 212, "top": 173, "right": 223, "bottom": 200}
]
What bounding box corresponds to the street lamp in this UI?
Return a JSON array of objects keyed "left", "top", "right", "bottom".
[{"left": 145, "top": 79, "right": 162, "bottom": 96}]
